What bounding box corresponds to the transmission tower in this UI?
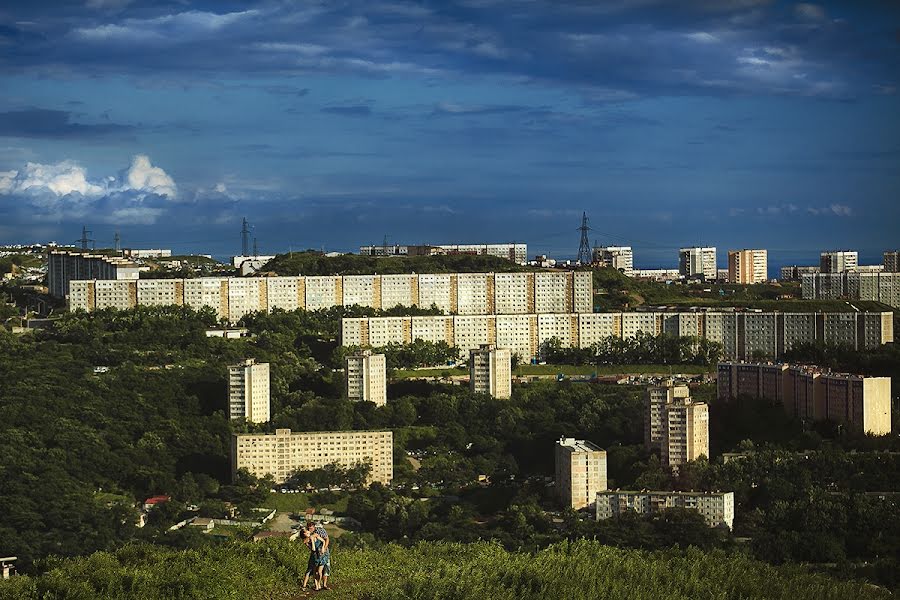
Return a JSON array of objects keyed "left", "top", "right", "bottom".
[
  {"left": 576, "top": 212, "right": 592, "bottom": 264},
  {"left": 77, "top": 226, "right": 94, "bottom": 251},
  {"left": 241, "top": 217, "right": 251, "bottom": 255},
  {"left": 114, "top": 231, "right": 121, "bottom": 252},
  {"left": 252, "top": 237, "right": 259, "bottom": 257}
]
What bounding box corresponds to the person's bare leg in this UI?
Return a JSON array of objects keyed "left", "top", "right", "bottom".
[
  {"left": 315, "top": 565, "right": 324, "bottom": 590},
  {"left": 302, "top": 571, "right": 310, "bottom": 589}
]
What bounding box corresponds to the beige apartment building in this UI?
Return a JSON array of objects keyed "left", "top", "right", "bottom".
[
  {"left": 885, "top": 250, "right": 900, "bottom": 273},
  {"left": 228, "top": 359, "right": 270, "bottom": 423},
  {"left": 343, "top": 310, "right": 893, "bottom": 362},
  {"left": 717, "top": 361, "right": 891, "bottom": 435},
  {"left": 596, "top": 491, "right": 734, "bottom": 529},
  {"left": 345, "top": 350, "right": 387, "bottom": 406},
  {"left": 469, "top": 344, "right": 512, "bottom": 399},
  {"left": 592, "top": 246, "right": 634, "bottom": 276},
  {"left": 555, "top": 437, "right": 608, "bottom": 510},
  {"left": 727, "top": 249, "right": 768, "bottom": 284},
  {"left": 644, "top": 383, "right": 691, "bottom": 448},
  {"left": 660, "top": 397, "right": 709, "bottom": 469},
  {"left": 820, "top": 250, "right": 858, "bottom": 273},
  {"left": 679, "top": 247, "right": 717, "bottom": 280},
  {"left": 232, "top": 429, "right": 393, "bottom": 484},
  {"left": 48, "top": 250, "right": 141, "bottom": 299},
  {"left": 67, "top": 271, "right": 592, "bottom": 321}
]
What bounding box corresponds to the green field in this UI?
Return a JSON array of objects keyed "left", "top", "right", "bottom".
[
  {"left": 261, "top": 492, "right": 350, "bottom": 514},
  {"left": 0, "top": 539, "right": 885, "bottom": 600}
]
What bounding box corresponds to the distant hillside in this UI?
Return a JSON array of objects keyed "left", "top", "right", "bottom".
[
  {"left": 0, "top": 539, "right": 884, "bottom": 600},
  {"left": 266, "top": 251, "right": 533, "bottom": 275}
]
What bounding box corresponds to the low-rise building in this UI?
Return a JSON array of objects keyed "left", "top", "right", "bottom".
[
  {"left": 596, "top": 491, "right": 734, "bottom": 529},
  {"left": 232, "top": 429, "right": 393, "bottom": 484},
  {"left": 556, "top": 437, "right": 607, "bottom": 510}
]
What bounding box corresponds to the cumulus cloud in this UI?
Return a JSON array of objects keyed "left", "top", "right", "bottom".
[
  {"left": 123, "top": 155, "right": 177, "bottom": 197},
  {"left": 0, "top": 154, "right": 178, "bottom": 224}
]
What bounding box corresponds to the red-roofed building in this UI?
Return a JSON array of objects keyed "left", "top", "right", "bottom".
[{"left": 143, "top": 495, "right": 171, "bottom": 510}]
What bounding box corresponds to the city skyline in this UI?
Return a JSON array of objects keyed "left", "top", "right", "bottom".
[{"left": 0, "top": 1, "right": 898, "bottom": 266}]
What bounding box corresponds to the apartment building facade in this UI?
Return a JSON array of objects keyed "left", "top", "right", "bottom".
[
  {"left": 360, "top": 243, "right": 527, "bottom": 263},
  {"left": 343, "top": 310, "right": 893, "bottom": 362},
  {"left": 555, "top": 437, "right": 608, "bottom": 510},
  {"left": 345, "top": 350, "right": 387, "bottom": 406},
  {"left": 717, "top": 361, "right": 892, "bottom": 435},
  {"left": 885, "top": 251, "right": 900, "bottom": 273},
  {"left": 679, "top": 247, "right": 717, "bottom": 280},
  {"left": 232, "top": 429, "right": 393, "bottom": 484},
  {"left": 644, "top": 383, "right": 691, "bottom": 448},
  {"left": 780, "top": 265, "right": 820, "bottom": 281},
  {"left": 727, "top": 249, "right": 768, "bottom": 284},
  {"left": 228, "top": 359, "right": 270, "bottom": 423},
  {"left": 802, "top": 271, "right": 900, "bottom": 309},
  {"left": 592, "top": 246, "right": 634, "bottom": 276},
  {"left": 67, "top": 271, "right": 592, "bottom": 321},
  {"left": 596, "top": 491, "right": 734, "bottom": 529},
  {"left": 820, "top": 250, "right": 858, "bottom": 273},
  {"left": 48, "top": 250, "right": 141, "bottom": 299},
  {"left": 469, "top": 344, "right": 512, "bottom": 399},
  {"left": 660, "top": 397, "right": 709, "bottom": 469}
]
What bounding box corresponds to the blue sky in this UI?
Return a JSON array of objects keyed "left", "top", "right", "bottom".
[{"left": 0, "top": 0, "right": 898, "bottom": 268}]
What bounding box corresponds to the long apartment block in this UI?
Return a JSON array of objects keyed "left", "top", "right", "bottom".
[
  {"left": 717, "top": 362, "right": 892, "bottom": 435},
  {"left": 342, "top": 311, "right": 894, "bottom": 361},
  {"left": 68, "top": 271, "right": 592, "bottom": 321},
  {"left": 596, "top": 490, "right": 734, "bottom": 529},
  {"left": 802, "top": 272, "right": 900, "bottom": 309},
  {"left": 231, "top": 429, "right": 393, "bottom": 484}
]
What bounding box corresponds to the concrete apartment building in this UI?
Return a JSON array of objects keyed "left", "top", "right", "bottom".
[
  {"left": 359, "top": 243, "right": 527, "bottom": 263},
  {"left": 232, "top": 429, "right": 393, "bottom": 484},
  {"left": 644, "top": 383, "right": 691, "bottom": 448},
  {"left": 885, "top": 251, "right": 900, "bottom": 273},
  {"left": 469, "top": 344, "right": 512, "bottom": 399},
  {"left": 820, "top": 250, "right": 858, "bottom": 273},
  {"left": 48, "top": 250, "right": 141, "bottom": 298},
  {"left": 679, "top": 247, "right": 717, "bottom": 280},
  {"left": 345, "top": 350, "right": 387, "bottom": 406},
  {"left": 780, "top": 265, "right": 820, "bottom": 281},
  {"left": 802, "top": 271, "right": 900, "bottom": 309},
  {"left": 596, "top": 491, "right": 734, "bottom": 529},
  {"left": 228, "top": 359, "right": 270, "bottom": 423},
  {"left": 343, "top": 310, "right": 893, "bottom": 362},
  {"left": 660, "top": 396, "right": 709, "bottom": 469},
  {"left": 123, "top": 248, "right": 172, "bottom": 258},
  {"left": 717, "top": 362, "right": 891, "bottom": 435},
  {"left": 67, "top": 271, "right": 591, "bottom": 321},
  {"left": 592, "top": 246, "right": 634, "bottom": 276},
  {"left": 555, "top": 437, "right": 608, "bottom": 510},
  {"left": 727, "top": 249, "right": 768, "bottom": 284}
]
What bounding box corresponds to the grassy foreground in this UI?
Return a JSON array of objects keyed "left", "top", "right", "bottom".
[{"left": 0, "top": 539, "right": 885, "bottom": 600}]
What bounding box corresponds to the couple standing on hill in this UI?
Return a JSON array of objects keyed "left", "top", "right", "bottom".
[{"left": 301, "top": 522, "right": 331, "bottom": 591}]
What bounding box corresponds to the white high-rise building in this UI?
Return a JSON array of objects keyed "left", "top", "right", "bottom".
[
  {"left": 820, "top": 250, "right": 858, "bottom": 273},
  {"left": 592, "top": 246, "right": 634, "bottom": 276},
  {"left": 661, "top": 397, "right": 709, "bottom": 469},
  {"left": 679, "top": 247, "right": 717, "bottom": 280},
  {"left": 644, "top": 383, "right": 691, "bottom": 449},
  {"left": 345, "top": 350, "right": 387, "bottom": 406},
  {"left": 556, "top": 437, "right": 607, "bottom": 510},
  {"left": 228, "top": 359, "right": 270, "bottom": 423},
  {"left": 469, "top": 344, "right": 512, "bottom": 399},
  {"left": 728, "top": 249, "right": 768, "bottom": 284}
]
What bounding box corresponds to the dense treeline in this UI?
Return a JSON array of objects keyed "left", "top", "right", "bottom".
[
  {"left": 266, "top": 250, "right": 531, "bottom": 276},
  {"left": 3, "top": 304, "right": 899, "bottom": 593},
  {"left": 0, "top": 539, "right": 887, "bottom": 600},
  {"left": 540, "top": 332, "right": 722, "bottom": 366}
]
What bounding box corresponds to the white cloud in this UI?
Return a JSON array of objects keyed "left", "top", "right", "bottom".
[
  {"left": 4, "top": 161, "right": 105, "bottom": 197},
  {"left": 123, "top": 155, "right": 177, "bottom": 197},
  {"left": 74, "top": 10, "right": 259, "bottom": 42},
  {"left": 686, "top": 32, "right": 719, "bottom": 43}
]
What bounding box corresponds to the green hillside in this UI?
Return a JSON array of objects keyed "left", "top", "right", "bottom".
[
  {"left": 266, "top": 250, "right": 532, "bottom": 275},
  {"left": 0, "top": 539, "right": 886, "bottom": 600}
]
